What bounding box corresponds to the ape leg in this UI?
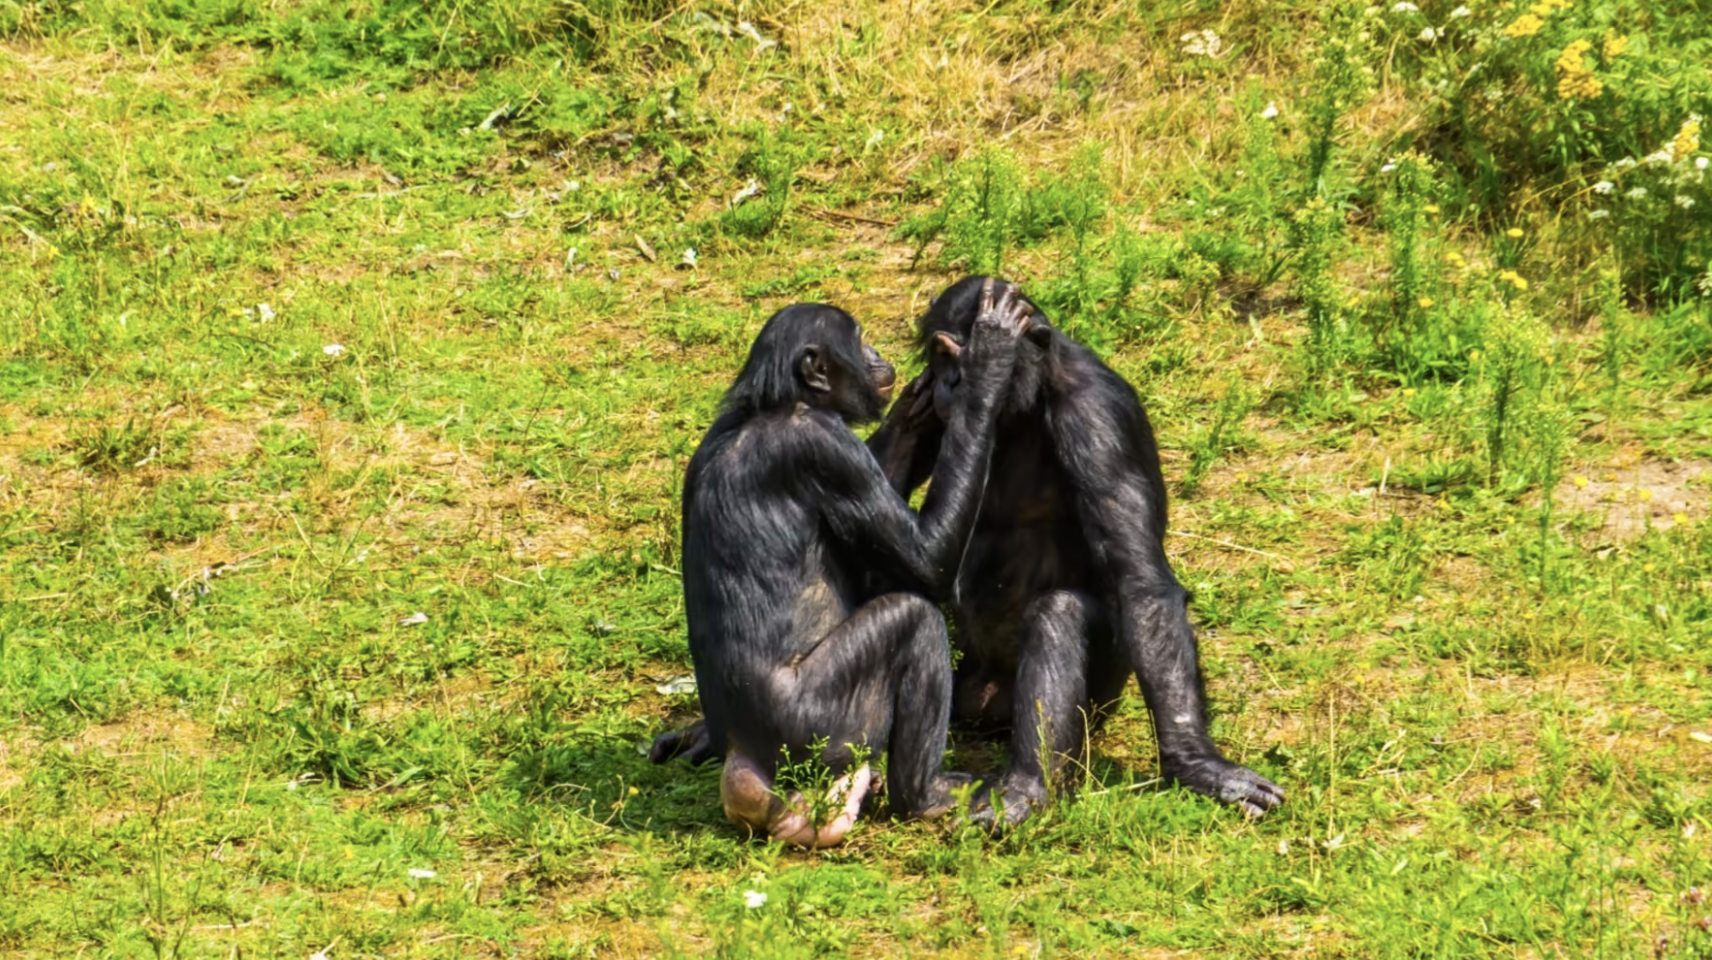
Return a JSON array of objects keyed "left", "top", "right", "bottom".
[
  {"left": 1119, "top": 583, "right": 1284, "bottom": 817},
  {"left": 736, "top": 592, "right": 961, "bottom": 827},
  {"left": 972, "top": 590, "right": 1105, "bottom": 829}
]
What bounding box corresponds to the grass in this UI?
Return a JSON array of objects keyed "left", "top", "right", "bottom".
[{"left": 1, "top": 1, "right": 1711, "bottom": 957}]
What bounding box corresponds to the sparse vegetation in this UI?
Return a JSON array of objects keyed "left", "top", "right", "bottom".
[{"left": 1, "top": 0, "right": 1710, "bottom": 957}]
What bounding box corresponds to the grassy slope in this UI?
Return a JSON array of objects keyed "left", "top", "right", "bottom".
[{"left": 1, "top": 2, "right": 1710, "bottom": 957}]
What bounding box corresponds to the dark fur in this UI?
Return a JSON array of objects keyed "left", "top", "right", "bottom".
[
  {"left": 866, "top": 277, "right": 1284, "bottom": 824},
  {"left": 653, "top": 301, "right": 1017, "bottom": 819}
]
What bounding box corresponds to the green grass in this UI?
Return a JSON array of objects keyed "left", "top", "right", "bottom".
[{"left": 2, "top": 1, "right": 1711, "bottom": 957}]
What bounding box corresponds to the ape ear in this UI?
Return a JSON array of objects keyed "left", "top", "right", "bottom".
[
  {"left": 931, "top": 332, "right": 963, "bottom": 360},
  {"left": 798, "top": 345, "right": 833, "bottom": 394}
]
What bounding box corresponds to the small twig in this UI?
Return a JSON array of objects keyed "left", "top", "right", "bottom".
[
  {"left": 1081, "top": 778, "right": 1162, "bottom": 798},
  {"left": 1173, "top": 531, "right": 1295, "bottom": 568},
  {"left": 808, "top": 207, "right": 897, "bottom": 228}
]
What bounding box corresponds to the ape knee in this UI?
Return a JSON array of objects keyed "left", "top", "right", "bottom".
[
  {"left": 1022, "top": 590, "right": 1100, "bottom": 647},
  {"left": 877, "top": 593, "right": 947, "bottom": 644}
]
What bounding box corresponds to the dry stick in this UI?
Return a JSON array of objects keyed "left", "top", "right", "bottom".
[
  {"left": 808, "top": 207, "right": 897, "bottom": 228},
  {"left": 1172, "top": 530, "right": 1294, "bottom": 568}
]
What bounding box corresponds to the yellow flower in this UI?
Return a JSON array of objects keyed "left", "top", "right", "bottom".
[
  {"left": 628, "top": 786, "right": 640, "bottom": 796},
  {"left": 1642, "top": 562, "right": 1655, "bottom": 573},
  {"left": 1401, "top": 388, "right": 1417, "bottom": 398},
  {"left": 1674, "top": 512, "right": 1690, "bottom": 525},
  {"left": 1554, "top": 40, "right": 1604, "bottom": 100},
  {"left": 1573, "top": 475, "right": 1589, "bottom": 488},
  {"left": 1497, "top": 270, "right": 1530, "bottom": 291},
  {"left": 1417, "top": 296, "right": 1435, "bottom": 308},
  {"left": 1506, "top": 227, "right": 1524, "bottom": 238},
  {"left": 1445, "top": 251, "right": 1466, "bottom": 264},
  {"left": 1470, "top": 349, "right": 1483, "bottom": 361},
  {"left": 1671, "top": 116, "right": 1702, "bottom": 161},
  {"left": 1424, "top": 204, "right": 1441, "bottom": 214},
  {"left": 1638, "top": 489, "right": 1653, "bottom": 502},
  {"left": 1504, "top": 13, "right": 1544, "bottom": 37},
  {"left": 1602, "top": 32, "right": 1627, "bottom": 59}
]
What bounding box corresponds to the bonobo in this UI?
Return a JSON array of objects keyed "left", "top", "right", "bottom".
[
  {"left": 866, "top": 275, "right": 1284, "bottom": 827},
  {"left": 652, "top": 282, "right": 1032, "bottom": 847}
]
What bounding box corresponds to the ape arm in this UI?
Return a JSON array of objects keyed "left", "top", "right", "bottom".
[
  {"left": 866, "top": 373, "right": 944, "bottom": 498},
  {"left": 804, "top": 390, "right": 995, "bottom": 594}
]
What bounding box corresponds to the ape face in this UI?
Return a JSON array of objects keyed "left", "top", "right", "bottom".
[
  {"left": 803, "top": 327, "right": 893, "bottom": 423},
  {"left": 863, "top": 340, "right": 898, "bottom": 405}
]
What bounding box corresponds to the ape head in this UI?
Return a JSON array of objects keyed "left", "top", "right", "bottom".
[
  {"left": 917, "top": 276, "right": 1054, "bottom": 418},
  {"left": 724, "top": 303, "right": 896, "bottom": 422}
]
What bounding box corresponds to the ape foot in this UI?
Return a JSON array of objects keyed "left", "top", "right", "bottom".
[
  {"left": 720, "top": 752, "right": 872, "bottom": 848},
  {"left": 968, "top": 774, "right": 1047, "bottom": 831},
  {"left": 649, "top": 720, "right": 717, "bottom": 765},
  {"left": 1164, "top": 756, "right": 1285, "bottom": 818},
  {"left": 909, "top": 771, "right": 978, "bottom": 820}
]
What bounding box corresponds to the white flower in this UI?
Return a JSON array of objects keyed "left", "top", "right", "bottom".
[
  {"left": 1181, "top": 29, "right": 1221, "bottom": 57},
  {"left": 1391, "top": 1, "right": 1419, "bottom": 11},
  {"left": 257, "top": 303, "right": 275, "bottom": 323},
  {"left": 1261, "top": 102, "right": 1279, "bottom": 119},
  {"left": 310, "top": 953, "right": 330, "bottom": 960},
  {"left": 1419, "top": 27, "right": 1436, "bottom": 40},
  {"left": 323, "top": 344, "right": 345, "bottom": 357},
  {"left": 744, "top": 890, "right": 768, "bottom": 909},
  {"left": 1381, "top": 162, "right": 1398, "bottom": 173},
  {"left": 1698, "top": 157, "right": 1709, "bottom": 171},
  {"left": 1588, "top": 209, "right": 1610, "bottom": 219},
  {"left": 1615, "top": 157, "right": 1637, "bottom": 169},
  {"left": 730, "top": 178, "right": 761, "bottom": 207},
  {"left": 1592, "top": 180, "right": 1614, "bottom": 194},
  {"left": 408, "top": 868, "right": 436, "bottom": 879},
  {"left": 1626, "top": 187, "right": 1649, "bottom": 199},
  {"left": 1450, "top": 5, "right": 1472, "bottom": 16},
  {"left": 736, "top": 21, "right": 776, "bottom": 52},
  {"left": 398, "top": 611, "right": 429, "bottom": 626},
  {"left": 1678, "top": 195, "right": 1696, "bottom": 209},
  {"left": 680, "top": 248, "right": 698, "bottom": 267}
]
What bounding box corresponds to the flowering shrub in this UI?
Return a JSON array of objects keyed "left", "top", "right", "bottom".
[
  {"left": 1586, "top": 115, "right": 1709, "bottom": 297},
  {"left": 1379, "top": 0, "right": 1711, "bottom": 299}
]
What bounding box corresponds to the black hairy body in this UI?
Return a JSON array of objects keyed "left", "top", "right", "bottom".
[
  {"left": 868, "top": 276, "right": 1284, "bottom": 826},
  {"left": 653, "top": 288, "right": 1031, "bottom": 845}
]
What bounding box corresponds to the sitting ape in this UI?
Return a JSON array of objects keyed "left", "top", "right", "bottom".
[
  {"left": 866, "top": 276, "right": 1285, "bottom": 826},
  {"left": 655, "top": 283, "right": 1032, "bottom": 847}
]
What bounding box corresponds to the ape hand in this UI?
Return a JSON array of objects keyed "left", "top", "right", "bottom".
[
  {"left": 959, "top": 278, "right": 1032, "bottom": 396},
  {"left": 1163, "top": 755, "right": 1285, "bottom": 818},
  {"left": 896, "top": 369, "right": 939, "bottom": 424},
  {"left": 968, "top": 278, "right": 1032, "bottom": 355}
]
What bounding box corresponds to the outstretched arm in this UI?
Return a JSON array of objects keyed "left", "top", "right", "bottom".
[{"left": 823, "top": 279, "right": 1029, "bottom": 592}]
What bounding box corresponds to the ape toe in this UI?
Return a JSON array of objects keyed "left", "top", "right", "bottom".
[{"left": 1168, "top": 757, "right": 1285, "bottom": 817}]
